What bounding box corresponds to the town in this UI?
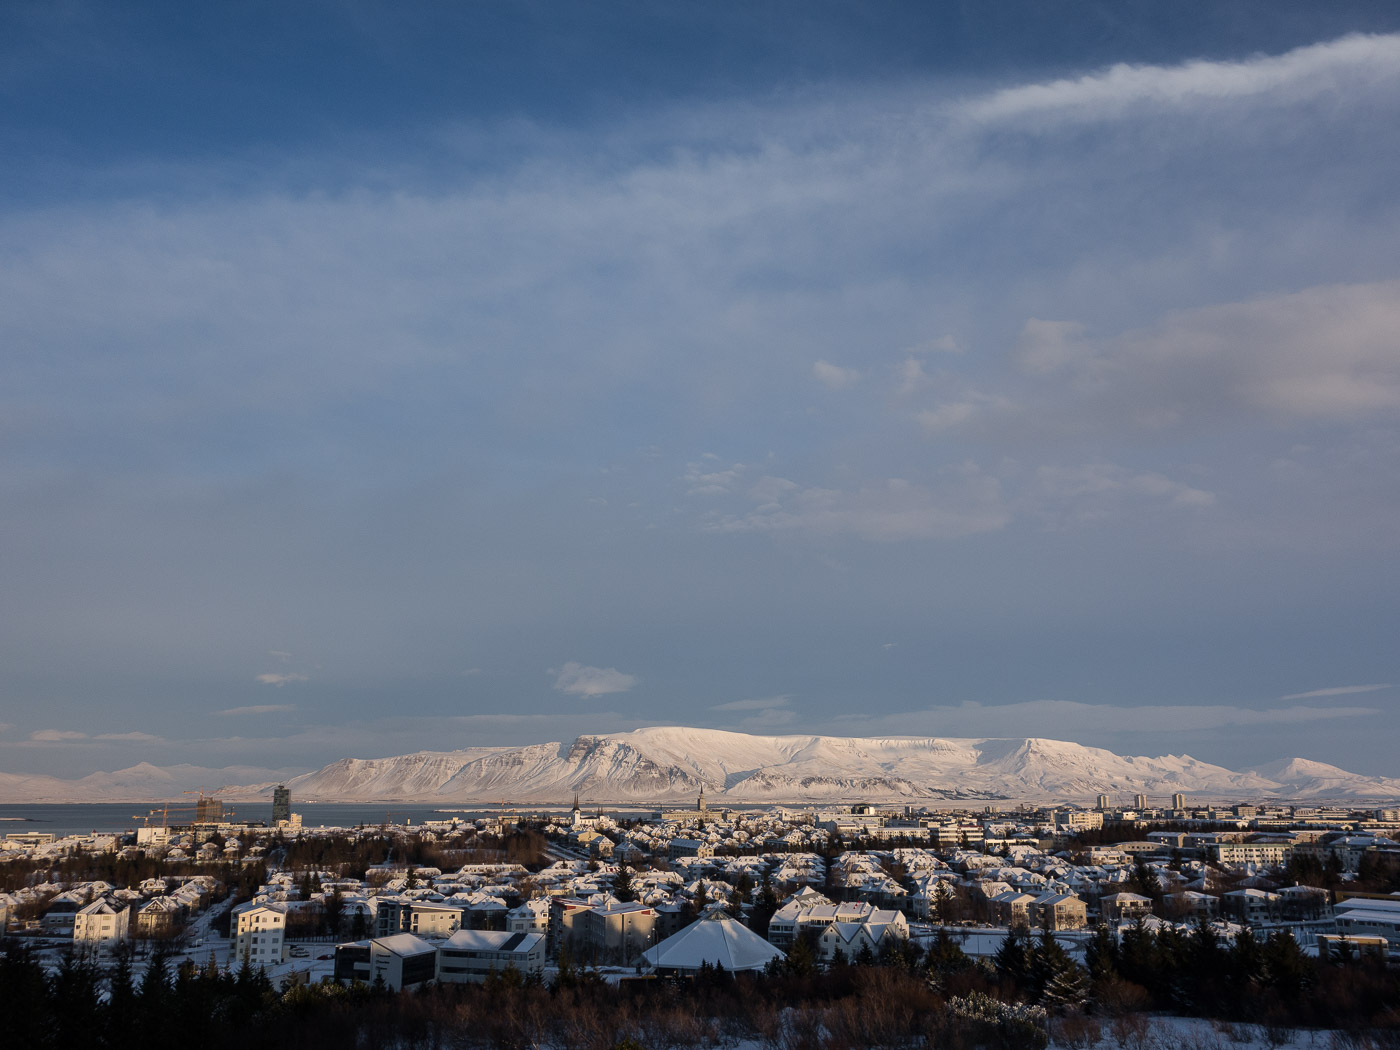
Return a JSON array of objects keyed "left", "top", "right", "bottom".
[{"left": 3, "top": 788, "right": 1399, "bottom": 1048}]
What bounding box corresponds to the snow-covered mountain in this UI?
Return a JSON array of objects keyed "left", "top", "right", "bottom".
[
  {"left": 268, "top": 727, "right": 1400, "bottom": 804},
  {"left": 1246, "top": 757, "right": 1400, "bottom": 799},
  {"left": 3, "top": 729, "right": 1397, "bottom": 804},
  {"left": 0, "top": 762, "right": 299, "bottom": 804}
]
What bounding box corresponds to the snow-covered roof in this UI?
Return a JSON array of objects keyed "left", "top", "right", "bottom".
[
  {"left": 373, "top": 933, "right": 436, "bottom": 957},
  {"left": 640, "top": 913, "right": 785, "bottom": 973}
]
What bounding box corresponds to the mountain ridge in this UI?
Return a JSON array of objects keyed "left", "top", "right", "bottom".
[{"left": 7, "top": 727, "right": 1396, "bottom": 804}]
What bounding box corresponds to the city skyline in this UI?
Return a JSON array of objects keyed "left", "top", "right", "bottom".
[{"left": 2, "top": 2, "right": 1399, "bottom": 781}]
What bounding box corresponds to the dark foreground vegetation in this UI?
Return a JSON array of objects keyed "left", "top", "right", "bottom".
[{"left": 5, "top": 919, "right": 1399, "bottom": 1050}]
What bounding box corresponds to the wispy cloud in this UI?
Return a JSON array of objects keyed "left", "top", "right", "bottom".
[
  {"left": 219, "top": 704, "right": 297, "bottom": 717},
  {"left": 551, "top": 662, "right": 638, "bottom": 697},
  {"left": 683, "top": 459, "right": 747, "bottom": 497},
  {"left": 711, "top": 695, "right": 792, "bottom": 713},
  {"left": 812, "top": 360, "right": 860, "bottom": 390},
  {"left": 93, "top": 732, "right": 164, "bottom": 742},
  {"left": 833, "top": 700, "right": 1378, "bottom": 738},
  {"left": 29, "top": 729, "right": 87, "bottom": 742},
  {"left": 962, "top": 32, "right": 1400, "bottom": 125},
  {"left": 708, "top": 469, "right": 1010, "bottom": 542},
  {"left": 255, "top": 673, "right": 308, "bottom": 687},
  {"left": 1278, "top": 684, "right": 1392, "bottom": 701}
]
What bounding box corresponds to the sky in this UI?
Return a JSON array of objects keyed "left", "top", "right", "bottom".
[{"left": 2, "top": 1, "right": 1399, "bottom": 782}]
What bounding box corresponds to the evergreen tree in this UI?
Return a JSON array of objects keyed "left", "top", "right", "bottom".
[
  {"left": 933, "top": 880, "right": 957, "bottom": 925},
  {"left": 926, "top": 926, "right": 973, "bottom": 977},
  {"left": 612, "top": 863, "right": 637, "bottom": 903},
  {"left": 323, "top": 885, "right": 345, "bottom": 935},
  {"left": 1041, "top": 960, "right": 1090, "bottom": 1012},
  {"left": 106, "top": 944, "right": 138, "bottom": 1040},
  {"left": 1228, "top": 925, "right": 1264, "bottom": 1005},
  {"left": 1261, "top": 930, "right": 1310, "bottom": 1000},
  {"left": 1083, "top": 923, "right": 1119, "bottom": 984},
  {"left": 0, "top": 944, "right": 55, "bottom": 1050},
  {"left": 786, "top": 931, "right": 818, "bottom": 977},
  {"left": 747, "top": 871, "right": 779, "bottom": 938},
  {"left": 994, "top": 926, "right": 1031, "bottom": 992},
  {"left": 51, "top": 951, "right": 103, "bottom": 1050}
]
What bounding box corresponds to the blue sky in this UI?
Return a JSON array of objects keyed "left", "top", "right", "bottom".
[{"left": 2, "top": 1, "right": 1398, "bottom": 780}]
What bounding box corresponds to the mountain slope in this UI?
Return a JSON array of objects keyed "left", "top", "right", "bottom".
[
  {"left": 4, "top": 729, "right": 1397, "bottom": 804},
  {"left": 270, "top": 727, "right": 1398, "bottom": 803}
]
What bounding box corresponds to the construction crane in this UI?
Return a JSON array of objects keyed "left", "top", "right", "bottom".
[{"left": 135, "top": 787, "right": 236, "bottom": 828}]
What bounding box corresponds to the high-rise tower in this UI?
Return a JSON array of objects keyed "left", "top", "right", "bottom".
[{"left": 272, "top": 784, "right": 291, "bottom": 824}]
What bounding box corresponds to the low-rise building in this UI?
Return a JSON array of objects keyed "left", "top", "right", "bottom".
[
  {"left": 1029, "top": 892, "right": 1087, "bottom": 931},
  {"left": 1099, "top": 892, "right": 1153, "bottom": 924},
  {"left": 369, "top": 933, "right": 438, "bottom": 991},
  {"left": 1334, "top": 896, "right": 1400, "bottom": 946},
  {"left": 438, "top": 929, "right": 546, "bottom": 982}
]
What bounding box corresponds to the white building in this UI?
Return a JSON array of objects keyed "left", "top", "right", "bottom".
[
  {"left": 438, "top": 929, "right": 546, "bottom": 982},
  {"left": 73, "top": 898, "right": 130, "bottom": 945},
  {"left": 506, "top": 898, "right": 550, "bottom": 934},
  {"left": 232, "top": 901, "right": 288, "bottom": 967},
  {"left": 1334, "top": 896, "right": 1400, "bottom": 946},
  {"left": 640, "top": 913, "right": 785, "bottom": 974},
  {"left": 369, "top": 933, "right": 439, "bottom": 991}
]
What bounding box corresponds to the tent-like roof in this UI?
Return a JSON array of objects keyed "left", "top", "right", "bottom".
[{"left": 640, "top": 913, "right": 785, "bottom": 973}]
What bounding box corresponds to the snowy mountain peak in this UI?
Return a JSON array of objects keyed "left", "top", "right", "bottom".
[{"left": 4, "top": 728, "right": 1397, "bottom": 804}]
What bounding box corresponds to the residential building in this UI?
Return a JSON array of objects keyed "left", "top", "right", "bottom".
[
  {"left": 506, "top": 898, "right": 550, "bottom": 934},
  {"left": 232, "top": 901, "right": 288, "bottom": 967},
  {"left": 1221, "top": 888, "right": 1282, "bottom": 925},
  {"left": 1099, "top": 892, "right": 1153, "bottom": 924},
  {"left": 668, "top": 839, "right": 714, "bottom": 861},
  {"left": 73, "top": 898, "right": 130, "bottom": 945},
  {"left": 1208, "top": 842, "right": 1291, "bottom": 867},
  {"left": 1029, "top": 892, "right": 1087, "bottom": 931},
  {"left": 578, "top": 900, "right": 658, "bottom": 964}
]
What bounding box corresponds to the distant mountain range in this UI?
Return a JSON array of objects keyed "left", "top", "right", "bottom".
[{"left": 3, "top": 727, "right": 1398, "bottom": 804}]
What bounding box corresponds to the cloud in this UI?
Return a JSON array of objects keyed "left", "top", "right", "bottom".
[
  {"left": 1030, "top": 462, "right": 1215, "bottom": 527},
  {"left": 813, "top": 360, "right": 860, "bottom": 390},
  {"left": 832, "top": 700, "right": 1377, "bottom": 738},
  {"left": 29, "top": 729, "right": 88, "bottom": 742},
  {"left": 1278, "top": 684, "right": 1392, "bottom": 701},
  {"left": 93, "top": 731, "right": 164, "bottom": 742},
  {"left": 963, "top": 32, "right": 1400, "bottom": 125},
  {"left": 1017, "top": 281, "right": 1400, "bottom": 430},
  {"left": 683, "top": 460, "right": 746, "bottom": 497},
  {"left": 0, "top": 722, "right": 13, "bottom": 734},
  {"left": 917, "top": 391, "right": 1015, "bottom": 432},
  {"left": 738, "top": 707, "right": 797, "bottom": 731},
  {"left": 709, "top": 468, "right": 1010, "bottom": 542},
  {"left": 551, "top": 662, "right": 638, "bottom": 697},
  {"left": 256, "top": 673, "right": 308, "bottom": 686},
  {"left": 219, "top": 704, "right": 297, "bottom": 716},
  {"left": 711, "top": 695, "right": 792, "bottom": 712}
]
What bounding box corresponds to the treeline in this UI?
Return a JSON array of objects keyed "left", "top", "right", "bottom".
[
  {"left": 1072, "top": 918, "right": 1400, "bottom": 1032},
  {"left": 6, "top": 920, "right": 1399, "bottom": 1050},
  {"left": 0, "top": 941, "right": 1031, "bottom": 1050}
]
